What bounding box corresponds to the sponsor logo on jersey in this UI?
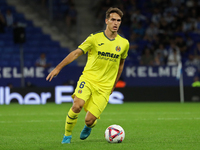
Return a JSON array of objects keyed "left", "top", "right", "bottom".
[{"left": 98, "top": 51, "right": 119, "bottom": 58}]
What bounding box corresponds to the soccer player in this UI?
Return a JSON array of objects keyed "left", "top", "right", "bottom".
[{"left": 46, "top": 7, "right": 129, "bottom": 144}]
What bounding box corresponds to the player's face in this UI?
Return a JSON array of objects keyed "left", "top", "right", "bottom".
[{"left": 106, "top": 13, "right": 121, "bottom": 33}]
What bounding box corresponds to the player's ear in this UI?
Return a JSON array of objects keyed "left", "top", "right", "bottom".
[{"left": 105, "top": 18, "right": 108, "bottom": 25}]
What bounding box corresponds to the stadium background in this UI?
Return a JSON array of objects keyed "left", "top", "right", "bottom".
[
  {"left": 0, "top": 0, "right": 200, "bottom": 103},
  {"left": 1, "top": 1, "right": 200, "bottom": 150}
]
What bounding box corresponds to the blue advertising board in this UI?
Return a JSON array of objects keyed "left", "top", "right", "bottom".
[
  {"left": 0, "top": 65, "right": 198, "bottom": 87},
  {"left": 123, "top": 65, "right": 198, "bottom": 86}
]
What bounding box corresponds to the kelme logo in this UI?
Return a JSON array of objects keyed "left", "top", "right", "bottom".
[{"left": 116, "top": 46, "right": 121, "bottom": 52}]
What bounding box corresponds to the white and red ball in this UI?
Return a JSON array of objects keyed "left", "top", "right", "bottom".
[{"left": 105, "top": 124, "right": 125, "bottom": 143}]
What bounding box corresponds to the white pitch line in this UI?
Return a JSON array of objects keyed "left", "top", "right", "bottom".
[
  {"left": 102, "top": 118, "right": 200, "bottom": 121},
  {"left": 1, "top": 118, "right": 200, "bottom": 124},
  {"left": 0, "top": 112, "right": 64, "bottom": 116},
  {"left": 158, "top": 118, "right": 200, "bottom": 120},
  {"left": 0, "top": 120, "right": 63, "bottom": 123},
  {"left": 103, "top": 112, "right": 198, "bottom": 115},
  {"left": 0, "top": 112, "right": 199, "bottom": 117}
]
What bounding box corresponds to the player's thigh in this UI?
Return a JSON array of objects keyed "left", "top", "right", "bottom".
[
  {"left": 94, "top": 93, "right": 109, "bottom": 115},
  {"left": 72, "top": 80, "right": 91, "bottom": 102},
  {"left": 86, "top": 92, "right": 109, "bottom": 119}
]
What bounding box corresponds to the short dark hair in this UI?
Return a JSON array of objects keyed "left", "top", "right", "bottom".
[{"left": 106, "top": 7, "right": 123, "bottom": 19}]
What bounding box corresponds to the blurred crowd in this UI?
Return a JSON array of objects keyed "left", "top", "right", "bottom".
[
  {"left": 0, "top": 9, "right": 14, "bottom": 33},
  {"left": 38, "top": 0, "right": 77, "bottom": 28},
  {"left": 2, "top": 0, "right": 200, "bottom": 86},
  {"left": 93, "top": 0, "right": 200, "bottom": 75},
  {"left": 2, "top": 0, "right": 200, "bottom": 72}
]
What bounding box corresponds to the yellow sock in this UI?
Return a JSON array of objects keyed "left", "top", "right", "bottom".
[
  {"left": 86, "top": 120, "right": 97, "bottom": 128},
  {"left": 64, "top": 108, "right": 79, "bottom": 136}
]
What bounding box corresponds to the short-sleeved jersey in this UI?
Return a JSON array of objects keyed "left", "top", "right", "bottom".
[{"left": 78, "top": 31, "right": 129, "bottom": 95}]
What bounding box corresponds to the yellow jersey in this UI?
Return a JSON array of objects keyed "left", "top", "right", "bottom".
[{"left": 78, "top": 31, "right": 129, "bottom": 95}]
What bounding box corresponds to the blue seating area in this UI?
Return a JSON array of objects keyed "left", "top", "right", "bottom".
[
  {"left": 0, "top": 0, "right": 77, "bottom": 67},
  {"left": 33, "top": 0, "right": 71, "bottom": 19},
  {"left": 94, "top": 0, "right": 200, "bottom": 67}
]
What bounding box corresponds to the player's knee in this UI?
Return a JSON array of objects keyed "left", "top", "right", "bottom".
[
  {"left": 71, "top": 104, "right": 82, "bottom": 113},
  {"left": 72, "top": 98, "right": 84, "bottom": 113},
  {"left": 85, "top": 118, "right": 95, "bottom": 127}
]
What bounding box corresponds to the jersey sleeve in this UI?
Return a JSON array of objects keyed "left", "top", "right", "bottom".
[
  {"left": 121, "top": 40, "right": 130, "bottom": 59},
  {"left": 78, "top": 34, "right": 94, "bottom": 54}
]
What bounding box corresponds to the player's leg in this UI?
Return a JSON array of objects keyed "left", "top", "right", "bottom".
[
  {"left": 65, "top": 96, "right": 85, "bottom": 135},
  {"left": 62, "top": 96, "right": 85, "bottom": 144},
  {"left": 80, "top": 111, "right": 97, "bottom": 140},
  {"left": 80, "top": 90, "right": 109, "bottom": 140},
  {"left": 62, "top": 79, "right": 91, "bottom": 143},
  {"left": 85, "top": 111, "right": 97, "bottom": 127}
]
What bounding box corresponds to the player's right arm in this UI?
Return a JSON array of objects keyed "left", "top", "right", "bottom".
[{"left": 46, "top": 48, "right": 83, "bottom": 81}]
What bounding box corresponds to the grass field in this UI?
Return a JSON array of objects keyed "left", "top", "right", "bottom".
[{"left": 0, "top": 102, "right": 200, "bottom": 150}]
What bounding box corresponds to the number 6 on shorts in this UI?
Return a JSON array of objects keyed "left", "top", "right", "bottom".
[{"left": 79, "top": 81, "right": 85, "bottom": 88}]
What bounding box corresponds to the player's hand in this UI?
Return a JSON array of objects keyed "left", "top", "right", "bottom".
[{"left": 46, "top": 68, "right": 60, "bottom": 82}]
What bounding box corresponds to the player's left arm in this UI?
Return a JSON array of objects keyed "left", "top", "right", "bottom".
[
  {"left": 46, "top": 49, "right": 83, "bottom": 81},
  {"left": 111, "top": 59, "right": 125, "bottom": 94}
]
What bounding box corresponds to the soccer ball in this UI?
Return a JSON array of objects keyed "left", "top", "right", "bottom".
[{"left": 105, "top": 124, "right": 125, "bottom": 143}]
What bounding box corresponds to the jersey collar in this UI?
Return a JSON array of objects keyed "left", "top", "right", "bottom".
[{"left": 103, "top": 31, "right": 116, "bottom": 41}]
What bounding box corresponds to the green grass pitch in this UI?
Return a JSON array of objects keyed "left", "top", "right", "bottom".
[{"left": 0, "top": 102, "right": 200, "bottom": 150}]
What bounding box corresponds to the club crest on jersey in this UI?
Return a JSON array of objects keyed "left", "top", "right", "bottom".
[
  {"left": 115, "top": 46, "right": 121, "bottom": 52},
  {"left": 78, "top": 90, "right": 82, "bottom": 94}
]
